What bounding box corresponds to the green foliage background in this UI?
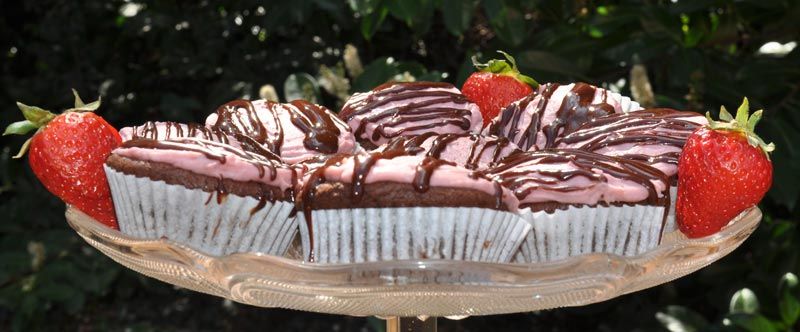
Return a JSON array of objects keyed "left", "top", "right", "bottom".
[{"left": 1, "top": 1, "right": 799, "bottom": 331}]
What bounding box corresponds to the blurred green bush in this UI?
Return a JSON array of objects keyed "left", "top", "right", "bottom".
[{"left": 0, "top": 1, "right": 798, "bottom": 331}]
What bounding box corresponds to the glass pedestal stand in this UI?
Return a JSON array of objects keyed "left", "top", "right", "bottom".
[{"left": 65, "top": 207, "right": 761, "bottom": 331}]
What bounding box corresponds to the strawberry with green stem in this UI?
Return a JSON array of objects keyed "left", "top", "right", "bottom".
[
  {"left": 4, "top": 90, "right": 122, "bottom": 228},
  {"left": 677, "top": 98, "right": 774, "bottom": 238},
  {"left": 462, "top": 51, "right": 539, "bottom": 124}
]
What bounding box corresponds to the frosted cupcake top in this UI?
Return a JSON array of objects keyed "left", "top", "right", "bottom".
[
  {"left": 120, "top": 121, "right": 233, "bottom": 143},
  {"left": 558, "top": 108, "right": 707, "bottom": 179},
  {"left": 476, "top": 149, "right": 669, "bottom": 211},
  {"left": 339, "top": 82, "right": 483, "bottom": 149},
  {"left": 113, "top": 137, "right": 297, "bottom": 192},
  {"left": 376, "top": 133, "right": 521, "bottom": 170},
  {"left": 206, "top": 99, "right": 357, "bottom": 164},
  {"left": 483, "top": 82, "right": 641, "bottom": 151}
]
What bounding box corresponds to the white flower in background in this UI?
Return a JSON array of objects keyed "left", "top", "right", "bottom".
[
  {"left": 344, "top": 44, "right": 363, "bottom": 78},
  {"left": 630, "top": 64, "right": 655, "bottom": 108},
  {"left": 757, "top": 41, "right": 797, "bottom": 56},
  {"left": 392, "top": 71, "right": 416, "bottom": 83},
  {"left": 258, "top": 84, "right": 279, "bottom": 102},
  {"left": 317, "top": 64, "right": 351, "bottom": 104}
]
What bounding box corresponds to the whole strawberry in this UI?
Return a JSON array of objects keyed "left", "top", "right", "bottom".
[
  {"left": 462, "top": 51, "right": 538, "bottom": 124},
  {"left": 4, "top": 90, "right": 122, "bottom": 229},
  {"left": 676, "top": 98, "right": 774, "bottom": 238}
]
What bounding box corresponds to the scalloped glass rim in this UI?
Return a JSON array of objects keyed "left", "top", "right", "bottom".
[{"left": 65, "top": 206, "right": 761, "bottom": 317}]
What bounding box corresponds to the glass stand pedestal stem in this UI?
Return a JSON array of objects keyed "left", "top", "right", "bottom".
[{"left": 386, "top": 317, "right": 437, "bottom": 332}]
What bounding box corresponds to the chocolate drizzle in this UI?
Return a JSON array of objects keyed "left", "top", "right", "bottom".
[
  {"left": 382, "top": 132, "right": 520, "bottom": 170},
  {"left": 340, "top": 82, "right": 480, "bottom": 147},
  {"left": 212, "top": 100, "right": 270, "bottom": 145},
  {"left": 287, "top": 100, "right": 344, "bottom": 153},
  {"left": 475, "top": 149, "right": 670, "bottom": 213},
  {"left": 127, "top": 121, "right": 231, "bottom": 143},
  {"left": 210, "top": 99, "right": 346, "bottom": 156},
  {"left": 121, "top": 137, "right": 286, "bottom": 182},
  {"left": 558, "top": 108, "right": 705, "bottom": 171},
  {"left": 485, "top": 82, "right": 620, "bottom": 151},
  {"left": 540, "top": 83, "right": 615, "bottom": 148}
]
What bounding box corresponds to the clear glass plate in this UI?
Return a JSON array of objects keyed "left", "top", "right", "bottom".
[{"left": 65, "top": 206, "right": 761, "bottom": 317}]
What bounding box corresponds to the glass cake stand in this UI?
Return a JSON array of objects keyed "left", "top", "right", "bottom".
[{"left": 65, "top": 206, "right": 761, "bottom": 331}]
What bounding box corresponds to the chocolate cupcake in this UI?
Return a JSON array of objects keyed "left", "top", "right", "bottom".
[
  {"left": 557, "top": 108, "right": 706, "bottom": 231},
  {"left": 206, "top": 99, "right": 357, "bottom": 164},
  {"left": 105, "top": 137, "right": 299, "bottom": 256},
  {"left": 476, "top": 149, "right": 670, "bottom": 262},
  {"left": 375, "top": 133, "right": 522, "bottom": 170},
  {"left": 295, "top": 149, "right": 530, "bottom": 263},
  {"left": 340, "top": 82, "right": 483, "bottom": 149},
  {"left": 483, "top": 82, "right": 641, "bottom": 151}
]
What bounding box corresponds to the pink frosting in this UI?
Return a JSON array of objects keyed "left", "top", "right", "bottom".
[
  {"left": 375, "top": 134, "right": 521, "bottom": 170},
  {"left": 307, "top": 154, "right": 519, "bottom": 210},
  {"left": 483, "top": 83, "right": 641, "bottom": 151},
  {"left": 341, "top": 82, "right": 483, "bottom": 147},
  {"left": 557, "top": 109, "right": 707, "bottom": 177},
  {"left": 205, "top": 100, "right": 357, "bottom": 164},
  {"left": 113, "top": 138, "right": 297, "bottom": 191},
  {"left": 119, "top": 122, "right": 241, "bottom": 147},
  {"left": 478, "top": 150, "right": 668, "bottom": 209}
]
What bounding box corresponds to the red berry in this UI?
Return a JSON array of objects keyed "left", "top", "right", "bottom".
[
  {"left": 676, "top": 98, "right": 774, "bottom": 238},
  {"left": 461, "top": 51, "right": 538, "bottom": 124},
  {"left": 5, "top": 91, "right": 122, "bottom": 229}
]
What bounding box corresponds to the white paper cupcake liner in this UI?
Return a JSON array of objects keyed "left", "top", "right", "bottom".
[
  {"left": 515, "top": 204, "right": 666, "bottom": 263},
  {"left": 664, "top": 186, "right": 678, "bottom": 232},
  {"left": 296, "top": 207, "right": 531, "bottom": 264},
  {"left": 105, "top": 166, "right": 296, "bottom": 256}
]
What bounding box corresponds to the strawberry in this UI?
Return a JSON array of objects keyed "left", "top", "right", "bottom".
[
  {"left": 4, "top": 90, "right": 122, "bottom": 229},
  {"left": 676, "top": 98, "right": 774, "bottom": 238},
  {"left": 461, "top": 51, "right": 539, "bottom": 124}
]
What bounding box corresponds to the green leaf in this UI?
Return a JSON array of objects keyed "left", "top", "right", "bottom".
[
  {"left": 352, "top": 57, "right": 400, "bottom": 92},
  {"left": 735, "top": 97, "right": 750, "bottom": 128},
  {"left": 747, "top": 109, "right": 763, "bottom": 132},
  {"left": 655, "top": 305, "right": 709, "bottom": 332},
  {"left": 3, "top": 120, "right": 37, "bottom": 136},
  {"left": 71, "top": 89, "right": 85, "bottom": 107},
  {"left": 724, "top": 313, "right": 778, "bottom": 332},
  {"left": 356, "top": 0, "right": 388, "bottom": 40},
  {"left": 779, "top": 292, "right": 800, "bottom": 325},
  {"left": 482, "top": 0, "right": 526, "bottom": 46},
  {"left": 719, "top": 106, "right": 734, "bottom": 121},
  {"left": 441, "top": 0, "right": 475, "bottom": 36},
  {"left": 730, "top": 288, "right": 760, "bottom": 314},
  {"left": 283, "top": 73, "right": 321, "bottom": 103},
  {"left": 387, "top": 0, "right": 433, "bottom": 34},
  {"left": 12, "top": 137, "right": 33, "bottom": 159},
  {"left": 71, "top": 97, "right": 101, "bottom": 112},
  {"left": 516, "top": 50, "right": 588, "bottom": 80},
  {"left": 16, "top": 102, "right": 55, "bottom": 127}
]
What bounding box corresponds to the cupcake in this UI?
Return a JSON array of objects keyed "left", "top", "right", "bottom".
[
  {"left": 375, "top": 133, "right": 522, "bottom": 170},
  {"left": 104, "top": 137, "right": 299, "bottom": 256},
  {"left": 206, "top": 99, "right": 357, "bottom": 164},
  {"left": 295, "top": 149, "right": 530, "bottom": 264},
  {"left": 339, "top": 82, "right": 483, "bottom": 149},
  {"left": 557, "top": 108, "right": 707, "bottom": 231},
  {"left": 483, "top": 82, "right": 641, "bottom": 151},
  {"left": 476, "top": 149, "right": 670, "bottom": 262}
]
